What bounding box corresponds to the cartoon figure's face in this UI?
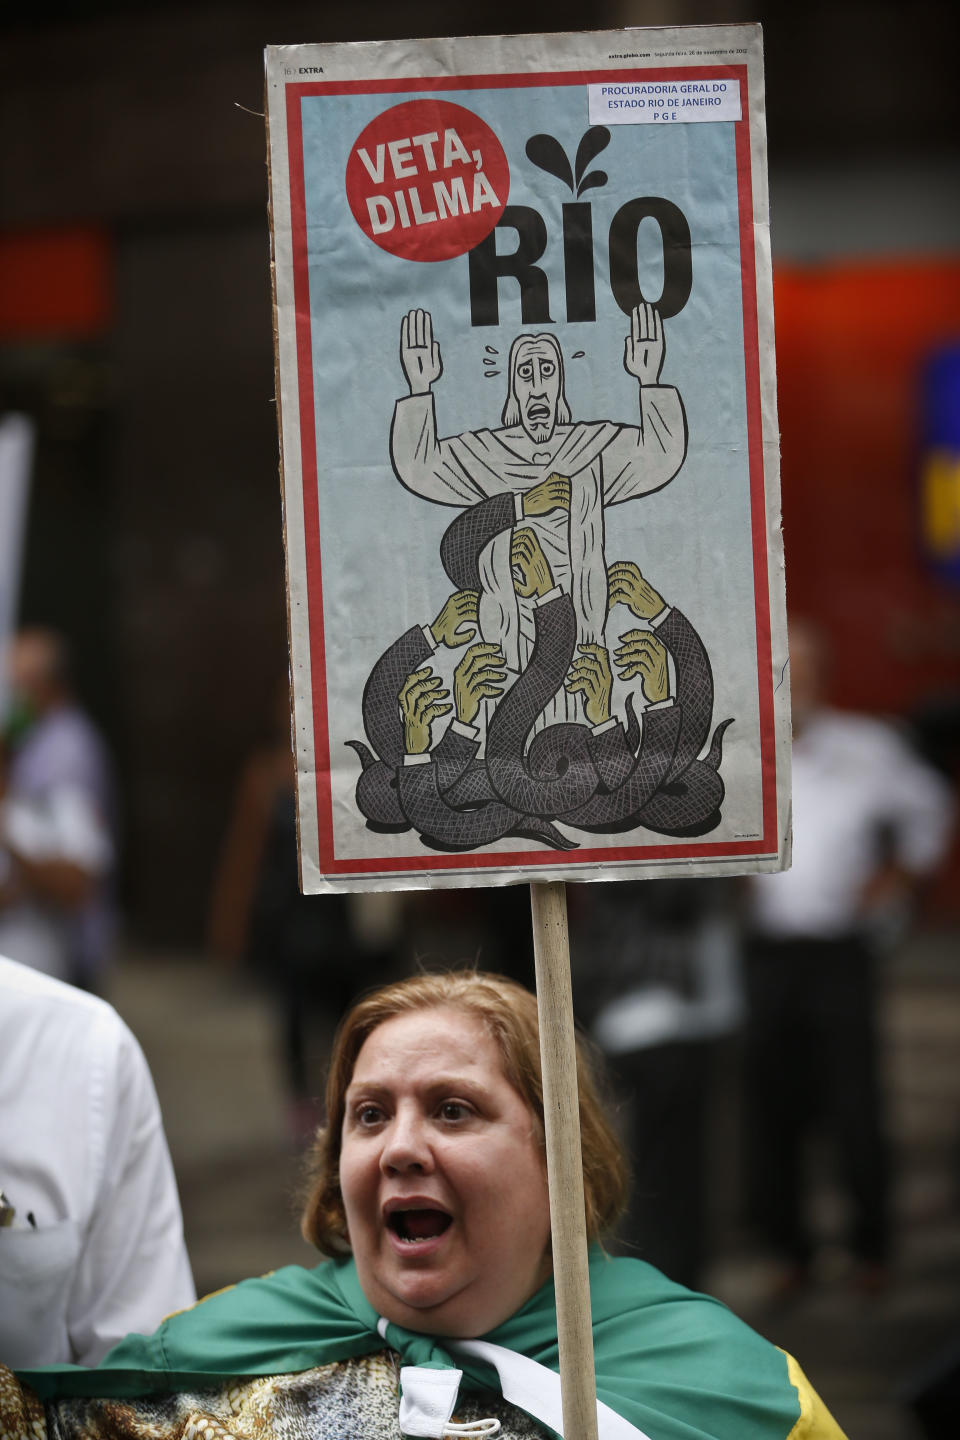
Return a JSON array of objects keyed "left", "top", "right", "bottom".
[{"left": 513, "top": 339, "right": 561, "bottom": 444}]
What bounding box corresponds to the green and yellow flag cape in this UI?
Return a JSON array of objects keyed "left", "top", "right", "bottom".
[{"left": 19, "top": 1249, "right": 844, "bottom": 1440}]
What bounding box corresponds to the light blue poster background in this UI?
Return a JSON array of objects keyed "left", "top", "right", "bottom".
[{"left": 299, "top": 82, "right": 763, "bottom": 860}]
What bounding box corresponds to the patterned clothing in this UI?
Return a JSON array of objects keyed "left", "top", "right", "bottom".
[{"left": 1, "top": 1353, "right": 546, "bottom": 1440}]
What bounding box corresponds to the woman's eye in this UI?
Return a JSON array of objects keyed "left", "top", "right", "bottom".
[
  {"left": 355, "top": 1104, "right": 384, "bottom": 1126},
  {"left": 542, "top": 361, "right": 555, "bottom": 377},
  {"left": 518, "top": 365, "right": 532, "bottom": 380},
  {"left": 438, "top": 1101, "right": 470, "bottom": 1122}
]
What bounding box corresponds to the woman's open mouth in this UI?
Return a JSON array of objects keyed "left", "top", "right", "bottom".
[{"left": 386, "top": 1207, "right": 453, "bottom": 1245}]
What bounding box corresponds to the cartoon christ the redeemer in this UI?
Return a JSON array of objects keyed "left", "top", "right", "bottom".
[{"left": 389, "top": 306, "right": 687, "bottom": 722}]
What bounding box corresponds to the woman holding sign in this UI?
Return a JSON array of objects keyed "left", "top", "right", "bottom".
[{"left": 7, "top": 971, "right": 845, "bottom": 1440}]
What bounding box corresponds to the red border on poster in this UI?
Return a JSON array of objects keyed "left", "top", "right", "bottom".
[{"left": 284, "top": 65, "right": 778, "bottom": 877}]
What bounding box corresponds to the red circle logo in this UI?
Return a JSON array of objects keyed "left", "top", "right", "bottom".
[{"left": 346, "top": 99, "right": 510, "bottom": 263}]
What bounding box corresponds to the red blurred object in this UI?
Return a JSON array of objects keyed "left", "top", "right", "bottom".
[
  {"left": 775, "top": 259, "right": 960, "bottom": 712},
  {"left": 775, "top": 259, "right": 960, "bottom": 914},
  {"left": 0, "top": 226, "right": 112, "bottom": 339}
]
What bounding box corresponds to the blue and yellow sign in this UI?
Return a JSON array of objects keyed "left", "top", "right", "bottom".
[{"left": 921, "top": 343, "right": 960, "bottom": 584}]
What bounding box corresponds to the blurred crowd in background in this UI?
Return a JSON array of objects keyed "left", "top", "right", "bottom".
[{"left": 1, "top": 2, "right": 959, "bottom": 1436}]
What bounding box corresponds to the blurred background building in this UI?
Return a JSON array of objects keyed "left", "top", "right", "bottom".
[{"left": 2, "top": 3, "right": 959, "bottom": 1435}]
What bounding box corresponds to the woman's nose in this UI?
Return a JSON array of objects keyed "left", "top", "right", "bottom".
[{"left": 379, "top": 1109, "right": 433, "bottom": 1173}]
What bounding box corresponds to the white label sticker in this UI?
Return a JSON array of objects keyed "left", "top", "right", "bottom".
[{"left": 589, "top": 79, "right": 741, "bottom": 125}]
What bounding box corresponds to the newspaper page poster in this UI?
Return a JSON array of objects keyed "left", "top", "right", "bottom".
[{"left": 266, "top": 24, "right": 790, "bottom": 894}]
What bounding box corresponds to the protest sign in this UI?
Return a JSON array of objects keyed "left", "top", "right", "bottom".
[{"left": 265, "top": 24, "right": 788, "bottom": 896}]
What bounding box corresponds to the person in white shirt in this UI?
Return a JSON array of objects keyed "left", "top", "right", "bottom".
[
  {"left": 744, "top": 620, "right": 955, "bottom": 1291},
  {"left": 0, "top": 955, "right": 195, "bottom": 1365},
  {"left": 0, "top": 630, "right": 116, "bottom": 987}
]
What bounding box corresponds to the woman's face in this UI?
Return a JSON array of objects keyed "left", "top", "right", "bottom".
[{"left": 339, "top": 1005, "right": 552, "bottom": 1337}]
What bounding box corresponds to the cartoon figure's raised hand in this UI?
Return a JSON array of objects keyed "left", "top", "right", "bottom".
[
  {"left": 565, "top": 643, "right": 613, "bottom": 727},
  {"left": 454, "top": 643, "right": 507, "bottom": 727},
  {"left": 511, "top": 527, "right": 554, "bottom": 599},
  {"left": 623, "top": 303, "right": 665, "bottom": 386},
  {"left": 607, "top": 561, "right": 667, "bottom": 621},
  {"left": 400, "top": 309, "right": 443, "bottom": 395},
  {"left": 614, "top": 631, "right": 669, "bottom": 704},
  {"left": 430, "top": 590, "right": 479, "bottom": 649},
  {"left": 522, "top": 473, "right": 571, "bottom": 517},
  {"left": 399, "top": 667, "right": 451, "bottom": 754}
]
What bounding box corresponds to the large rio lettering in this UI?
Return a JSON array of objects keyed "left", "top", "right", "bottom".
[{"left": 468, "top": 198, "right": 692, "bottom": 327}]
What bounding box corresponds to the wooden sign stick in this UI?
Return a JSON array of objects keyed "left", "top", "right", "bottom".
[{"left": 530, "top": 880, "right": 599, "bottom": 1440}]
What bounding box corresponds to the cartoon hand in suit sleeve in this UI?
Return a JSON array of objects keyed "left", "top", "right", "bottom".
[
  {"left": 614, "top": 631, "right": 670, "bottom": 704},
  {"left": 430, "top": 590, "right": 479, "bottom": 649},
  {"left": 522, "top": 474, "right": 571, "bottom": 517},
  {"left": 454, "top": 644, "right": 507, "bottom": 726},
  {"left": 511, "top": 528, "right": 554, "bottom": 598},
  {"left": 565, "top": 644, "right": 613, "bottom": 726},
  {"left": 399, "top": 668, "right": 451, "bottom": 754},
  {"left": 607, "top": 561, "right": 667, "bottom": 621}
]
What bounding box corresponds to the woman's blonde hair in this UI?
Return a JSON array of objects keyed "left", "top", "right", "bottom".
[{"left": 301, "top": 969, "right": 627, "bottom": 1253}]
